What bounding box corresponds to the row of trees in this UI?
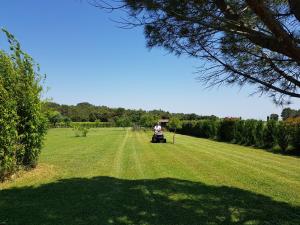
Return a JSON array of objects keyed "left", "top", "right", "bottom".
[
  {"left": 281, "top": 108, "right": 300, "bottom": 120},
  {"left": 176, "top": 118, "right": 300, "bottom": 153},
  {"left": 43, "top": 102, "right": 218, "bottom": 127},
  {"left": 44, "top": 102, "right": 300, "bottom": 127},
  {"left": 0, "top": 30, "right": 47, "bottom": 181}
]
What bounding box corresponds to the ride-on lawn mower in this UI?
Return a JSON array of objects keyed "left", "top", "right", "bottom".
[
  {"left": 151, "top": 122, "right": 167, "bottom": 143},
  {"left": 151, "top": 131, "right": 167, "bottom": 143}
]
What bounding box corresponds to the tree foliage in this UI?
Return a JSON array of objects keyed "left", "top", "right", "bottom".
[
  {"left": 281, "top": 107, "right": 300, "bottom": 120},
  {"left": 44, "top": 102, "right": 218, "bottom": 125},
  {"left": 263, "top": 120, "right": 277, "bottom": 148},
  {"left": 277, "top": 121, "right": 290, "bottom": 152},
  {"left": 95, "top": 0, "right": 300, "bottom": 104},
  {"left": 0, "top": 30, "right": 47, "bottom": 180}
]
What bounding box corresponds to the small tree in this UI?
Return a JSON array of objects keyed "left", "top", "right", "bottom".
[
  {"left": 168, "top": 117, "right": 182, "bottom": 144},
  {"left": 139, "top": 114, "right": 158, "bottom": 128},
  {"left": 270, "top": 114, "right": 279, "bottom": 121},
  {"left": 46, "top": 110, "right": 63, "bottom": 127}
]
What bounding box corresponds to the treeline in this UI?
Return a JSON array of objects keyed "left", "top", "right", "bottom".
[
  {"left": 43, "top": 102, "right": 218, "bottom": 127},
  {"left": 281, "top": 108, "right": 300, "bottom": 120},
  {"left": 176, "top": 118, "right": 300, "bottom": 153}
]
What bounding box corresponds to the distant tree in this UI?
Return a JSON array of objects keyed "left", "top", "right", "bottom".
[
  {"left": 281, "top": 108, "right": 300, "bottom": 120},
  {"left": 47, "top": 111, "right": 63, "bottom": 127},
  {"left": 270, "top": 114, "right": 279, "bottom": 121},
  {"left": 116, "top": 116, "right": 131, "bottom": 129},
  {"left": 95, "top": 0, "right": 300, "bottom": 104},
  {"left": 62, "top": 116, "right": 72, "bottom": 127},
  {"left": 139, "top": 114, "right": 158, "bottom": 128},
  {"left": 169, "top": 117, "right": 182, "bottom": 144}
]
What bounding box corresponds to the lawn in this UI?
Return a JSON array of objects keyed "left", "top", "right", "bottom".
[{"left": 1, "top": 128, "right": 300, "bottom": 225}]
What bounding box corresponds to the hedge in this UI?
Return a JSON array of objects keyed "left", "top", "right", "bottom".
[
  {"left": 0, "top": 30, "right": 47, "bottom": 181},
  {"left": 175, "top": 118, "right": 300, "bottom": 154}
]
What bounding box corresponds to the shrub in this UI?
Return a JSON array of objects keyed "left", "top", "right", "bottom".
[
  {"left": 254, "top": 121, "right": 264, "bottom": 147},
  {"left": 176, "top": 120, "right": 218, "bottom": 140},
  {"left": 0, "top": 81, "right": 18, "bottom": 180},
  {"left": 116, "top": 117, "right": 132, "bottom": 128},
  {"left": 139, "top": 114, "right": 158, "bottom": 128},
  {"left": 234, "top": 120, "right": 244, "bottom": 144},
  {"left": 0, "top": 29, "right": 47, "bottom": 180},
  {"left": 73, "top": 125, "right": 90, "bottom": 137},
  {"left": 290, "top": 124, "right": 300, "bottom": 151},
  {"left": 177, "top": 121, "right": 196, "bottom": 136},
  {"left": 70, "top": 122, "right": 114, "bottom": 128},
  {"left": 243, "top": 120, "right": 257, "bottom": 146},
  {"left": 217, "top": 118, "right": 238, "bottom": 142},
  {"left": 276, "top": 122, "right": 290, "bottom": 152},
  {"left": 263, "top": 120, "right": 277, "bottom": 149},
  {"left": 201, "top": 120, "right": 216, "bottom": 139}
]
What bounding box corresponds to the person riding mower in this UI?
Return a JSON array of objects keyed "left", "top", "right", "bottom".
[{"left": 151, "top": 122, "right": 167, "bottom": 143}]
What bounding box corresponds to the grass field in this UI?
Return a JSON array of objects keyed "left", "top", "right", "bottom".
[{"left": 1, "top": 128, "right": 300, "bottom": 225}]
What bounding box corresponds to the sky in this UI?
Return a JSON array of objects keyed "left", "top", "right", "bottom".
[{"left": 0, "top": 0, "right": 299, "bottom": 119}]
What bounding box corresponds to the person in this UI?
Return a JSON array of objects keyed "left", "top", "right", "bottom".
[{"left": 154, "top": 122, "right": 162, "bottom": 134}]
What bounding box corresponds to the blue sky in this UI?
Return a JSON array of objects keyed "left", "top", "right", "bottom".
[{"left": 1, "top": 0, "right": 299, "bottom": 119}]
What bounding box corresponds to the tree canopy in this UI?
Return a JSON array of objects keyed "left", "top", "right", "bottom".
[{"left": 94, "top": 0, "right": 300, "bottom": 104}]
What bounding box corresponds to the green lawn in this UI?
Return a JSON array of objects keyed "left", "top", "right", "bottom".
[{"left": 1, "top": 128, "right": 300, "bottom": 225}]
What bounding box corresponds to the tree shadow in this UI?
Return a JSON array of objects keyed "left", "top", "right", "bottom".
[{"left": 0, "top": 177, "right": 299, "bottom": 225}]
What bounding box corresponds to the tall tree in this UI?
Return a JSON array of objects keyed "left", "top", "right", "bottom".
[{"left": 94, "top": 0, "right": 300, "bottom": 104}]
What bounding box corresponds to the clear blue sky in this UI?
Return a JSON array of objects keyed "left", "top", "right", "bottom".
[{"left": 1, "top": 0, "right": 299, "bottom": 119}]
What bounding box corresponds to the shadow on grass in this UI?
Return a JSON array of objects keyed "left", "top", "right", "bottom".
[{"left": 1, "top": 177, "right": 299, "bottom": 225}]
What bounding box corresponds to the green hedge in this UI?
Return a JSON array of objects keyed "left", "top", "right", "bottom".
[
  {"left": 0, "top": 30, "right": 47, "bottom": 181},
  {"left": 176, "top": 118, "right": 300, "bottom": 154}
]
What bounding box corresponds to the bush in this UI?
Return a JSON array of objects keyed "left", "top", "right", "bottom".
[
  {"left": 0, "top": 81, "right": 18, "bottom": 180},
  {"left": 0, "top": 30, "right": 47, "bottom": 181},
  {"left": 201, "top": 120, "right": 217, "bottom": 139},
  {"left": 263, "top": 120, "right": 277, "bottom": 149},
  {"left": 217, "top": 118, "right": 238, "bottom": 142},
  {"left": 243, "top": 120, "right": 257, "bottom": 146},
  {"left": 254, "top": 121, "right": 264, "bottom": 147},
  {"left": 70, "top": 122, "right": 114, "bottom": 128},
  {"left": 277, "top": 122, "right": 290, "bottom": 152},
  {"left": 176, "top": 120, "right": 217, "bottom": 139},
  {"left": 234, "top": 120, "right": 244, "bottom": 144},
  {"left": 73, "top": 125, "right": 90, "bottom": 137},
  {"left": 290, "top": 124, "right": 300, "bottom": 151},
  {"left": 116, "top": 117, "right": 132, "bottom": 128}
]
